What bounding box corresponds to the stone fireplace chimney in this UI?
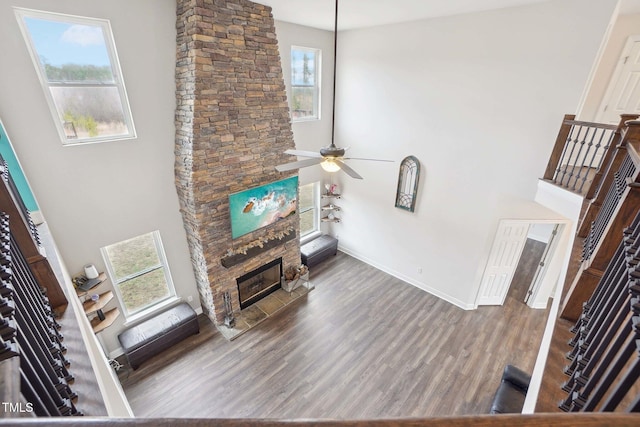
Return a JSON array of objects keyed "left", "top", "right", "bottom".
[{"left": 174, "top": 0, "right": 301, "bottom": 325}]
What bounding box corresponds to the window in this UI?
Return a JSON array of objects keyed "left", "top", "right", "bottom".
[
  {"left": 15, "top": 8, "right": 135, "bottom": 145},
  {"left": 291, "top": 46, "right": 321, "bottom": 121},
  {"left": 299, "top": 182, "right": 320, "bottom": 239},
  {"left": 101, "top": 231, "right": 175, "bottom": 319}
]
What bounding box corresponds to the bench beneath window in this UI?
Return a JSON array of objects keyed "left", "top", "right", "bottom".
[
  {"left": 118, "top": 302, "right": 199, "bottom": 370},
  {"left": 301, "top": 235, "right": 338, "bottom": 268}
]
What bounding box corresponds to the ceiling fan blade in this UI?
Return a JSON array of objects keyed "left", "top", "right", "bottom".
[
  {"left": 275, "top": 157, "right": 323, "bottom": 172},
  {"left": 284, "top": 149, "right": 322, "bottom": 158},
  {"left": 334, "top": 159, "right": 363, "bottom": 179},
  {"left": 342, "top": 156, "right": 394, "bottom": 162}
]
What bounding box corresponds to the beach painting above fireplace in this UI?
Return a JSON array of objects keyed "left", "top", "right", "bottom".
[{"left": 229, "top": 176, "right": 299, "bottom": 239}]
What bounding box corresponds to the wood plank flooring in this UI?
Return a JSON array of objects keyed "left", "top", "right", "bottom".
[{"left": 120, "top": 251, "right": 550, "bottom": 419}]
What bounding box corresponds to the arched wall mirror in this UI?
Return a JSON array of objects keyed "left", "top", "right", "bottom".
[{"left": 395, "top": 155, "right": 420, "bottom": 212}]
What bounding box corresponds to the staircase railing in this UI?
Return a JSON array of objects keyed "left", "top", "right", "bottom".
[
  {"left": 542, "top": 114, "right": 636, "bottom": 197},
  {"left": 561, "top": 120, "right": 640, "bottom": 320},
  {"left": 559, "top": 208, "right": 640, "bottom": 412}
]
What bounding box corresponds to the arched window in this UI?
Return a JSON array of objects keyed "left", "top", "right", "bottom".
[{"left": 395, "top": 156, "right": 420, "bottom": 212}]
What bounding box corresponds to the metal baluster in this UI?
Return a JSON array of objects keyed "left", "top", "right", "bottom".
[
  {"left": 577, "top": 128, "right": 614, "bottom": 193},
  {"left": 568, "top": 126, "right": 593, "bottom": 191},
  {"left": 19, "top": 350, "right": 64, "bottom": 416},
  {"left": 580, "top": 316, "right": 640, "bottom": 411},
  {"left": 16, "top": 315, "right": 77, "bottom": 409},
  {"left": 9, "top": 234, "right": 65, "bottom": 348},
  {"left": 562, "top": 311, "right": 633, "bottom": 410},
  {"left": 556, "top": 124, "right": 579, "bottom": 186},
  {"left": 569, "top": 242, "right": 628, "bottom": 338},
  {"left": 565, "top": 253, "right": 629, "bottom": 364}
]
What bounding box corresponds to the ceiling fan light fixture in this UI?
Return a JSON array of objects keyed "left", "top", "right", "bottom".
[{"left": 321, "top": 159, "right": 341, "bottom": 173}]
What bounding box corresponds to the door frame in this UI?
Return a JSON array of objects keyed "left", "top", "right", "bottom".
[
  {"left": 475, "top": 218, "right": 571, "bottom": 309},
  {"left": 595, "top": 34, "right": 640, "bottom": 124},
  {"left": 476, "top": 220, "right": 530, "bottom": 306},
  {"left": 524, "top": 223, "right": 565, "bottom": 308}
]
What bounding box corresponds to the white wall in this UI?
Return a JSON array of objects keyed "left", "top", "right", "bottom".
[
  {"left": 275, "top": 20, "right": 333, "bottom": 188},
  {"left": 332, "top": 0, "right": 618, "bottom": 308},
  {"left": 528, "top": 223, "right": 555, "bottom": 243},
  {"left": 579, "top": 12, "right": 640, "bottom": 121},
  {"left": 275, "top": 20, "right": 344, "bottom": 237},
  {"left": 0, "top": 0, "right": 198, "bottom": 354}
]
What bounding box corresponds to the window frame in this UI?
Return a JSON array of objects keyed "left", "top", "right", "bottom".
[
  {"left": 101, "top": 231, "right": 176, "bottom": 321},
  {"left": 290, "top": 45, "right": 321, "bottom": 122},
  {"left": 299, "top": 181, "right": 321, "bottom": 243},
  {"left": 15, "top": 8, "right": 136, "bottom": 146}
]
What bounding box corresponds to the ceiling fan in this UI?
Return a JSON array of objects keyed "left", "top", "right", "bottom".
[{"left": 275, "top": 0, "right": 392, "bottom": 180}]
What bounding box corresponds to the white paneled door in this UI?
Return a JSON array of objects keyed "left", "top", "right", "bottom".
[
  {"left": 596, "top": 35, "right": 640, "bottom": 125},
  {"left": 477, "top": 220, "right": 529, "bottom": 306}
]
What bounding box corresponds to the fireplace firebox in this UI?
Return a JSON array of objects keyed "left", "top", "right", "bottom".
[{"left": 236, "top": 258, "right": 282, "bottom": 309}]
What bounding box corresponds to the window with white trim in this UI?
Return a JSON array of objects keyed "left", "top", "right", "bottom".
[
  {"left": 101, "top": 231, "right": 175, "bottom": 319},
  {"left": 299, "top": 182, "right": 320, "bottom": 239},
  {"left": 16, "top": 8, "right": 136, "bottom": 145},
  {"left": 291, "top": 46, "right": 321, "bottom": 121}
]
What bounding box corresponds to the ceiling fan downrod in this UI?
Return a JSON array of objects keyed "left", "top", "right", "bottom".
[{"left": 329, "top": 0, "right": 339, "bottom": 149}]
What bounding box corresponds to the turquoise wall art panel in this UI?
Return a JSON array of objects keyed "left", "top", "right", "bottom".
[{"left": 0, "top": 119, "right": 39, "bottom": 212}]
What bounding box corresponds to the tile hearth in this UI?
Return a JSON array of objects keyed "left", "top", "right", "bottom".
[{"left": 217, "top": 283, "right": 314, "bottom": 341}]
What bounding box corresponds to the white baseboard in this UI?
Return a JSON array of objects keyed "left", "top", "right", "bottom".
[{"left": 337, "top": 245, "right": 475, "bottom": 311}]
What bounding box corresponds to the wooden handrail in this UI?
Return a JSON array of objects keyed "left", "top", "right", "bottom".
[{"left": 0, "top": 414, "right": 639, "bottom": 426}]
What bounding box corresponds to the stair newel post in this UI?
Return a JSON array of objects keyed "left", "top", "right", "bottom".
[{"left": 544, "top": 114, "right": 576, "bottom": 182}]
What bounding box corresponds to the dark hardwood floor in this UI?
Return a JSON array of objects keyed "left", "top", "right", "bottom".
[
  {"left": 120, "top": 250, "right": 550, "bottom": 419},
  {"left": 508, "top": 238, "right": 547, "bottom": 303}
]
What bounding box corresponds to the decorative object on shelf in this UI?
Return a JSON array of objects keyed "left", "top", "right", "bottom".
[
  {"left": 225, "top": 227, "right": 295, "bottom": 258},
  {"left": 322, "top": 184, "right": 342, "bottom": 222},
  {"left": 73, "top": 273, "right": 102, "bottom": 291},
  {"left": 275, "top": 0, "right": 393, "bottom": 179},
  {"left": 83, "top": 263, "right": 99, "bottom": 279},
  {"left": 395, "top": 155, "right": 420, "bottom": 212},
  {"left": 74, "top": 273, "right": 121, "bottom": 334},
  {"left": 282, "top": 264, "right": 309, "bottom": 292},
  {"left": 223, "top": 291, "right": 235, "bottom": 328}
]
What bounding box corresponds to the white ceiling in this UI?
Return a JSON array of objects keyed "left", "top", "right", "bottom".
[{"left": 258, "top": 0, "right": 640, "bottom": 31}]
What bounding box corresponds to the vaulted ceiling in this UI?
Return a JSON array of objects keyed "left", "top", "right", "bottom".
[{"left": 259, "top": 0, "right": 640, "bottom": 30}]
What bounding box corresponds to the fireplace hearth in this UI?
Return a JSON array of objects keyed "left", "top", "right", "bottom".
[{"left": 237, "top": 258, "right": 282, "bottom": 310}]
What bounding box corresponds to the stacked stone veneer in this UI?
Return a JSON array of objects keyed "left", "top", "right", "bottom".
[{"left": 175, "top": 0, "right": 301, "bottom": 324}]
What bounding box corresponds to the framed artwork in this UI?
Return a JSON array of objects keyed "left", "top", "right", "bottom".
[
  {"left": 395, "top": 155, "right": 420, "bottom": 212},
  {"left": 228, "top": 176, "right": 298, "bottom": 239}
]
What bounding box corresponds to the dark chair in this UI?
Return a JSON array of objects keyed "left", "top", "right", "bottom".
[{"left": 489, "top": 364, "right": 531, "bottom": 414}]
